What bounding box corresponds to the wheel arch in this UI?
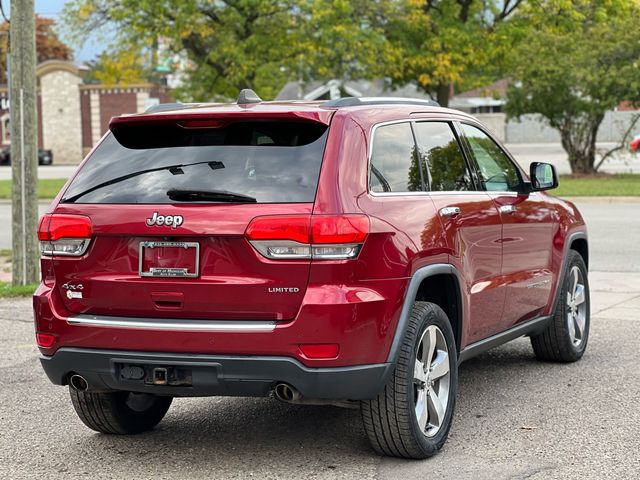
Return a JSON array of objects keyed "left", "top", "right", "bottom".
[
  {"left": 570, "top": 236, "right": 589, "bottom": 269},
  {"left": 386, "top": 264, "right": 464, "bottom": 364},
  {"left": 548, "top": 230, "right": 588, "bottom": 315}
]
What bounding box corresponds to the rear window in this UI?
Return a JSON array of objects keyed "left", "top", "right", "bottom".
[{"left": 62, "top": 121, "right": 328, "bottom": 204}]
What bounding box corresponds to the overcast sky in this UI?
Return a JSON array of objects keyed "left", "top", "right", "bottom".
[{"left": 4, "top": 0, "right": 103, "bottom": 62}]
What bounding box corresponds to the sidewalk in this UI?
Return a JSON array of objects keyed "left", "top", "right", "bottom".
[{"left": 589, "top": 271, "right": 640, "bottom": 316}]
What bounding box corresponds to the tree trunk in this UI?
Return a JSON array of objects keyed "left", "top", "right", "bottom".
[
  {"left": 558, "top": 114, "right": 603, "bottom": 174},
  {"left": 436, "top": 83, "right": 450, "bottom": 108},
  {"left": 10, "top": 0, "right": 40, "bottom": 285}
]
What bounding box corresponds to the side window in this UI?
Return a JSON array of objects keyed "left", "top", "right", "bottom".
[
  {"left": 413, "top": 122, "right": 472, "bottom": 191},
  {"left": 370, "top": 122, "right": 422, "bottom": 193},
  {"left": 460, "top": 124, "right": 521, "bottom": 192}
]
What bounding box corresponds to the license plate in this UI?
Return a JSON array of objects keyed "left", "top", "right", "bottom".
[{"left": 138, "top": 241, "right": 200, "bottom": 278}]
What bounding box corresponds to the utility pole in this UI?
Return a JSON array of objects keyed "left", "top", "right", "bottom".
[{"left": 10, "top": 0, "right": 38, "bottom": 285}]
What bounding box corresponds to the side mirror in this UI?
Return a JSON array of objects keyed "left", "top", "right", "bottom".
[{"left": 529, "top": 162, "right": 558, "bottom": 191}]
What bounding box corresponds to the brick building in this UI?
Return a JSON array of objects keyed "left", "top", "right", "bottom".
[{"left": 0, "top": 60, "right": 172, "bottom": 164}]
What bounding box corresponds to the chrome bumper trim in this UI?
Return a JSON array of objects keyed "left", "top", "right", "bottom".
[{"left": 67, "top": 314, "right": 276, "bottom": 332}]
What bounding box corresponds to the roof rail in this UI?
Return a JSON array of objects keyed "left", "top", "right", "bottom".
[
  {"left": 145, "top": 102, "right": 190, "bottom": 113},
  {"left": 322, "top": 97, "right": 440, "bottom": 108}
]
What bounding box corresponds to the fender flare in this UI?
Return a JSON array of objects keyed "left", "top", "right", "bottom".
[
  {"left": 549, "top": 230, "right": 588, "bottom": 313},
  {"left": 385, "top": 264, "right": 464, "bottom": 364}
]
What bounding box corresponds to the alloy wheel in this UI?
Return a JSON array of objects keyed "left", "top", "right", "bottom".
[
  {"left": 413, "top": 325, "right": 451, "bottom": 438},
  {"left": 566, "top": 265, "right": 587, "bottom": 347}
]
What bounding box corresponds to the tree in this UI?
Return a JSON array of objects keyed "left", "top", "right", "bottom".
[
  {"left": 63, "top": 0, "right": 299, "bottom": 101},
  {"left": 63, "top": 0, "right": 396, "bottom": 101},
  {"left": 0, "top": 15, "right": 72, "bottom": 83},
  {"left": 84, "top": 50, "right": 148, "bottom": 85},
  {"left": 62, "top": 0, "right": 524, "bottom": 106},
  {"left": 505, "top": 0, "right": 640, "bottom": 174},
  {"left": 295, "top": 0, "right": 393, "bottom": 85},
  {"left": 383, "top": 0, "right": 523, "bottom": 107}
]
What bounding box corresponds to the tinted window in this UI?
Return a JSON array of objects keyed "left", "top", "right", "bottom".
[
  {"left": 62, "top": 121, "right": 328, "bottom": 204},
  {"left": 369, "top": 123, "right": 422, "bottom": 193},
  {"left": 461, "top": 124, "right": 521, "bottom": 192},
  {"left": 413, "top": 122, "right": 472, "bottom": 191}
]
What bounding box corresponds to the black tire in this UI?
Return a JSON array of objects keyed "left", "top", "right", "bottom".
[
  {"left": 361, "top": 302, "right": 458, "bottom": 459},
  {"left": 531, "top": 250, "right": 590, "bottom": 362},
  {"left": 69, "top": 388, "right": 173, "bottom": 434}
]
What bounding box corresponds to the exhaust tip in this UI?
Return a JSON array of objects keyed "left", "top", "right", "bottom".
[
  {"left": 69, "top": 374, "right": 89, "bottom": 392},
  {"left": 274, "top": 383, "right": 297, "bottom": 402}
]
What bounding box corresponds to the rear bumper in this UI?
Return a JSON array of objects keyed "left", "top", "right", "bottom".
[
  {"left": 34, "top": 278, "right": 408, "bottom": 367},
  {"left": 40, "top": 348, "right": 393, "bottom": 400}
]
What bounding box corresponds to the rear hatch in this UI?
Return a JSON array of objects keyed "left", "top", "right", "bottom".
[{"left": 45, "top": 115, "right": 331, "bottom": 320}]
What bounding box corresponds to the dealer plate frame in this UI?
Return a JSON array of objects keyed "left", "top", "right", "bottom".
[{"left": 138, "top": 241, "right": 200, "bottom": 278}]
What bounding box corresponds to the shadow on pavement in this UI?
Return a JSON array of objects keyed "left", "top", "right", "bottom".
[{"left": 59, "top": 340, "right": 562, "bottom": 478}]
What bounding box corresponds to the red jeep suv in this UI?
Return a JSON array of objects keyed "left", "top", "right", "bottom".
[{"left": 34, "top": 92, "right": 590, "bottom": 459}]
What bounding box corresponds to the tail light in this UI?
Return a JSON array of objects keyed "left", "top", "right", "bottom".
[
  {"left": 245, "top": 214, "right": 369, "bottom": 260},
  {"left": 38, "top": 214, "right": 92, "bottom": 257}
]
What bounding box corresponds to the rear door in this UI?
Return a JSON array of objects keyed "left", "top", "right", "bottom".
[
  {"left": 413, "top": 121, "right": 505, "bottom": 344},
  {"left": 458, "top": 123, "right": 554, "bottom": 329},
  {"left": 51, "top": 119, "right": 329, "bottom": 321}
]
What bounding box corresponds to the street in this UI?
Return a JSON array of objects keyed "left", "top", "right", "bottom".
[{"left": 0, "top": 198, "right": 639, "bottom": 479}]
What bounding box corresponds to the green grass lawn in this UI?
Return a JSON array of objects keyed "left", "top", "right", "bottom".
[
  {"left": 554, "top": 174, "right": 640, "bottom": 197},
  {"left": 0, "top": 178, "right": 66, "bottom": 200},
  {"left": 0, "top": 282, "right": 37, "bottom": 298}
]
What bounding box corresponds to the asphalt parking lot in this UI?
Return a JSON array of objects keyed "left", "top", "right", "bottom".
[{"left": 1, "top": 198, "right": 639, "bottom": 479}]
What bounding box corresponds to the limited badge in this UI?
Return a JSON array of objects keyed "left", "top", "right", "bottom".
[{"left": 66, "top": 290, "right": 82, "bottom": 300}]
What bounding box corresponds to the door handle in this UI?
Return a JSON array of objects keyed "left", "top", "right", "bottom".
[
  {"left": 499, "top": 205, "right": 518, "bottom": 215},
  {"left": 440, "top": 206, "right": 461, "bottom": 217}
]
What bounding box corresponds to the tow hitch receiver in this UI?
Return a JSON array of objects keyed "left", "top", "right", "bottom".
[
  {"left": 153, "top": 367, "right": 168, "bottom": 385},
  {"left": 118, "top": 364, "right": 193, "bottom": 387}
]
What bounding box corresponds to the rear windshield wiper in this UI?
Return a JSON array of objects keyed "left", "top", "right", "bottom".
[
  {"left": 166, "top": 189, "right": 257, "bottom": 203},
  {"left": 61, "top": 160, "right": 224, "bottom": 203}
]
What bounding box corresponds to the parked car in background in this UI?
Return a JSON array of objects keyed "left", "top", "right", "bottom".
[
  {"left": 630, "top": 134, "right": 640, "bottom": 152},
  {"left": 0, "top": 146, "right": 53, "bottom": 165},
  {"left": 34, "top": 93, "right": 590, "bottom": 459}
]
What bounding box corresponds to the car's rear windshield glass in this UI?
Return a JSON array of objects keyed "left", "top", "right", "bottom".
[{"left": 61, "top": 121, "right": 328, "bottom": 204}]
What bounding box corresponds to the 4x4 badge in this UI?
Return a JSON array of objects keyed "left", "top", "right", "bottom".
[{"left": 146, "top": 212, "right": 184, "bottom": 229}]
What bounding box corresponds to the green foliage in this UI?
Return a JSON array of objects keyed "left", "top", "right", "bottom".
[
  {"left": 383, "top": 0, "right": 522, "bottom": 106},
  {"left": 505, "top": 0, "right": 640, "bottom": 173},
  {"left": 0, "top": 179, "right": 66, "bottom": 200},
  {"left": 296, "top": 0, "right": 394, "bottom": 83},
  {"left": 61, "top": 0, "right": 523, "bottom": 104},
  {"left": 0, "top": 282, "right": 37, "bottom": 298},
  {"left": 554, "top": 174, "right": 640, "bottom": 197},
  {"left": 64, "top": 0, "right": 300, "bottom": 101},
  {"left": 63, "top": 1, "right": 397, "bottom": 101},
  {"left": 84, "top": 50, "right": 149, "bottom": 86}
]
